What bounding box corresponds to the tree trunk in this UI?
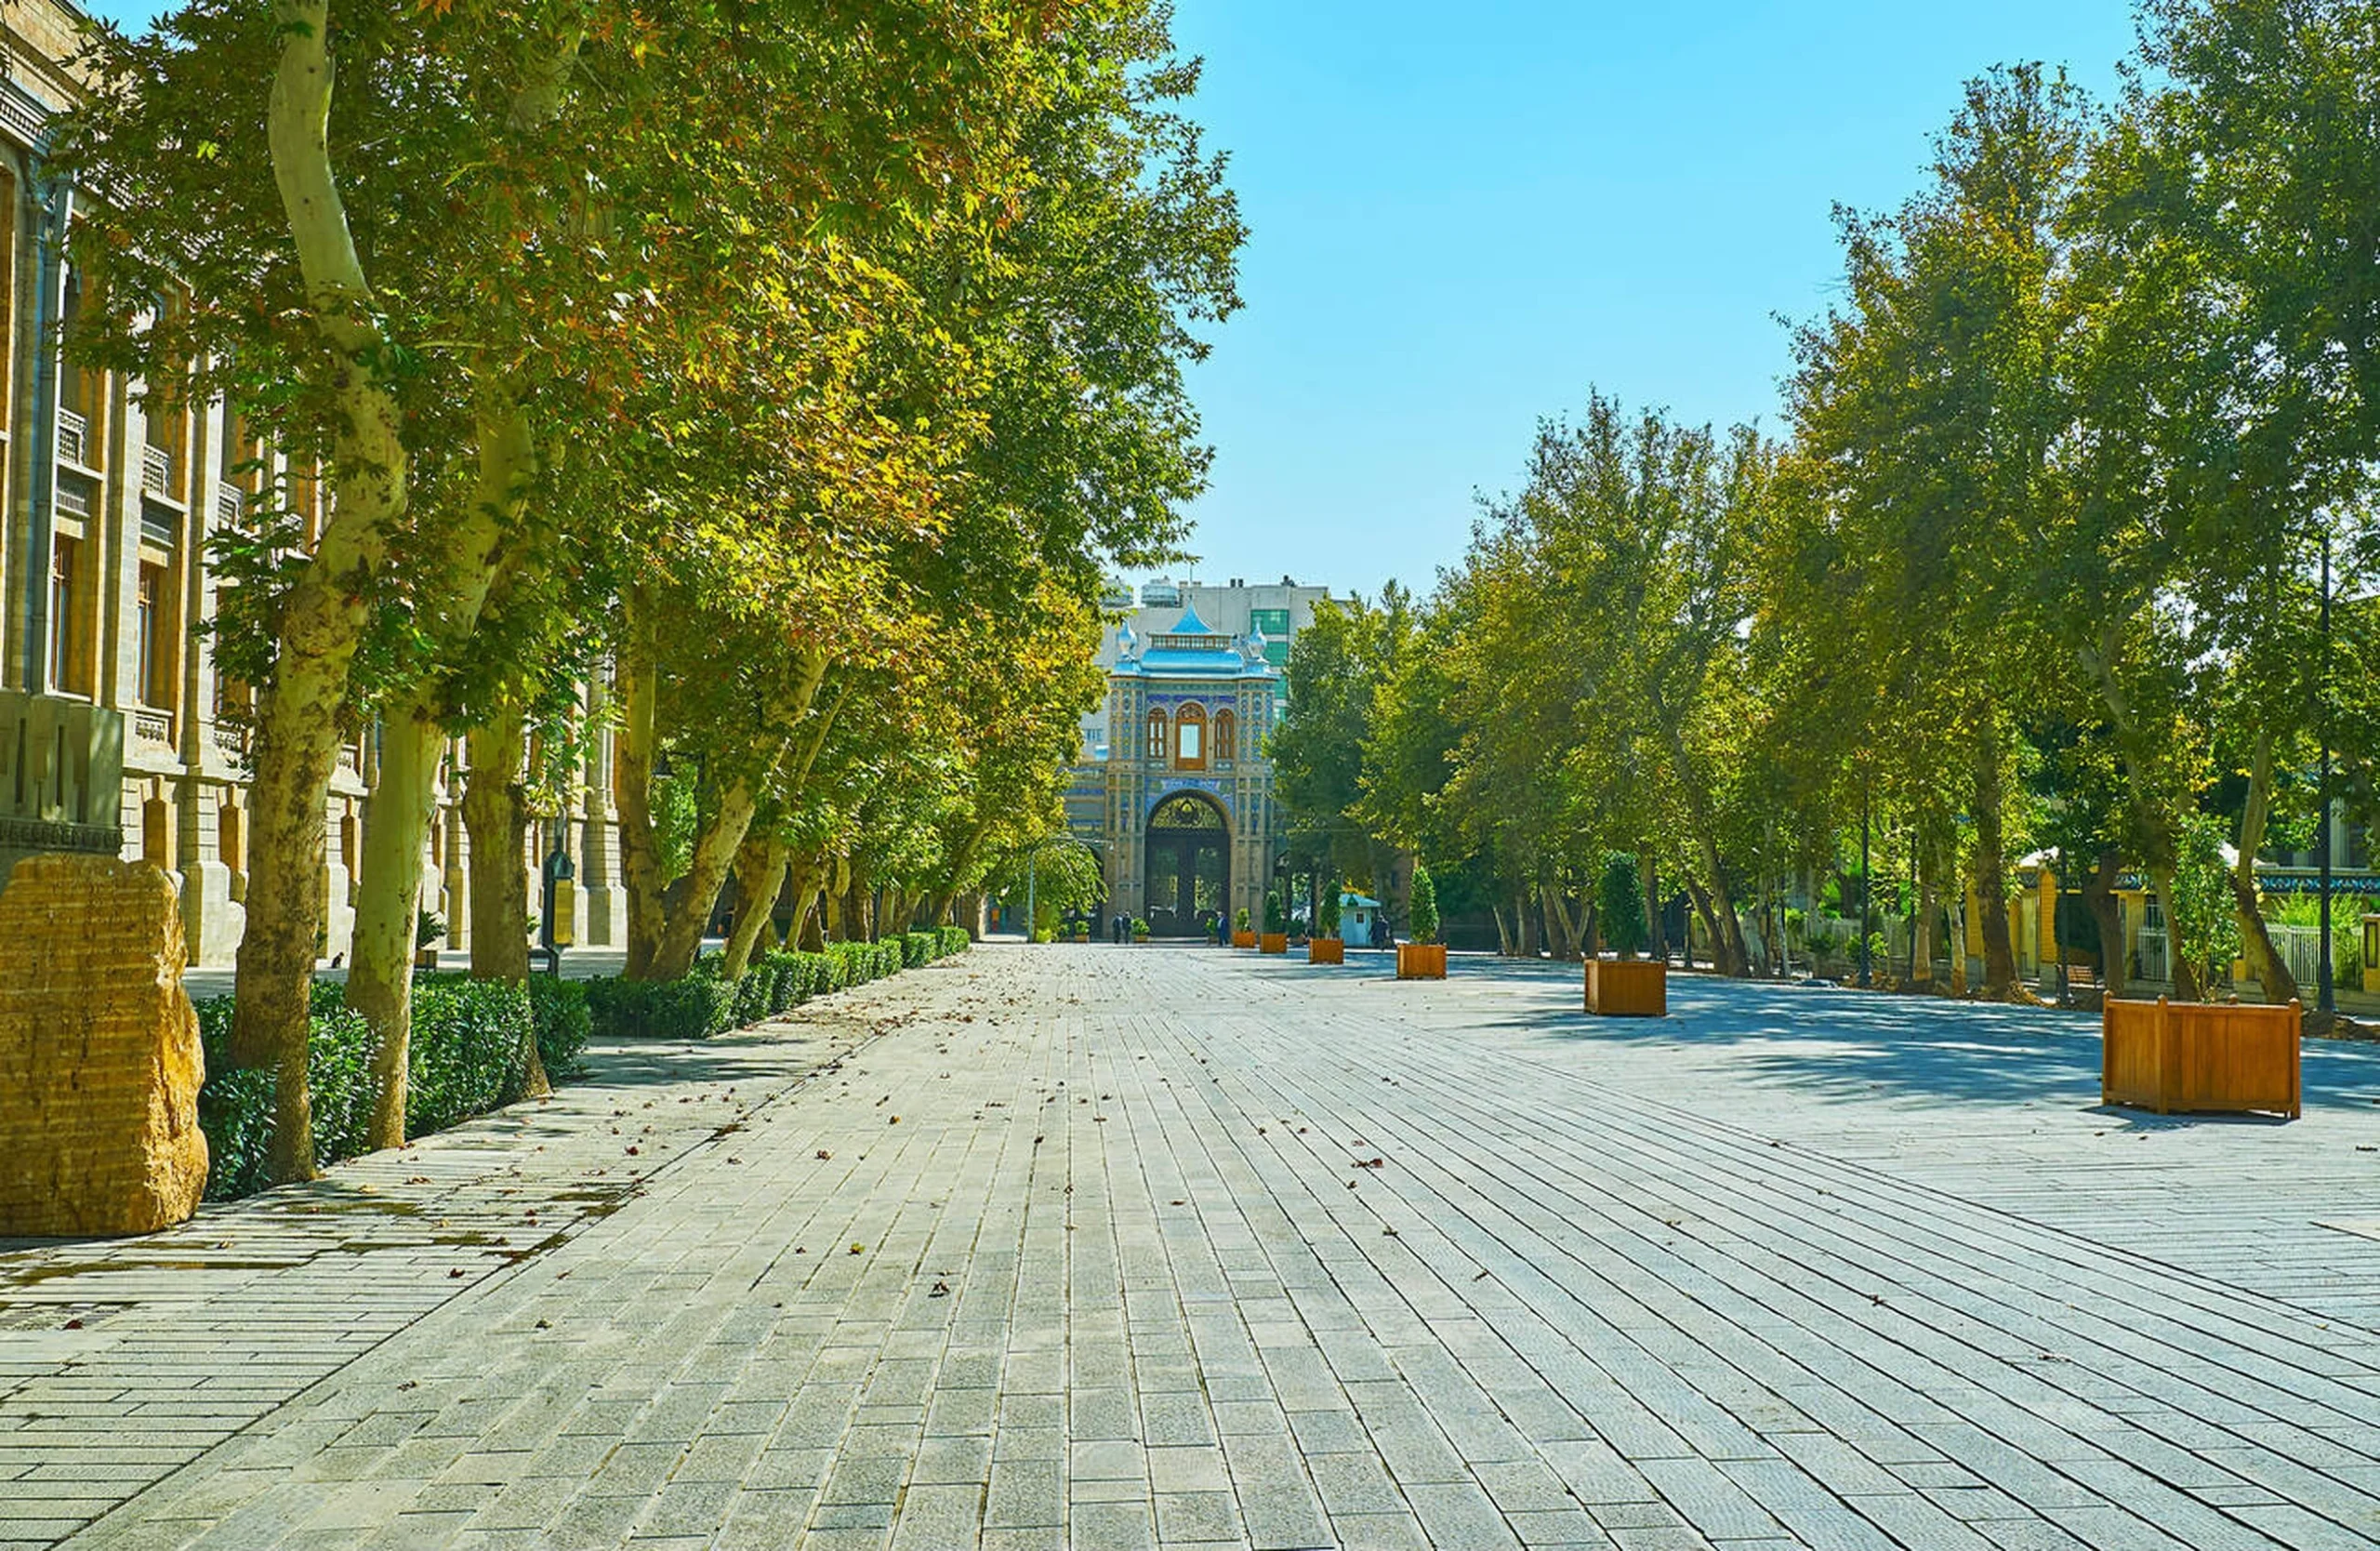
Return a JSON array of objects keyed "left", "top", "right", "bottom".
[
  {"left": 1912, "top": 856, "right": 1936, "bottom": 988},
  {"left": 647, "top": 778, "right": 759, "bottom": 980},
  {"left": 227, "top": 0, "right": 416, "bottom": 1184},
  {"left": 800, "top": 883, "right": 827, "bottom": 950},
  {"left": 459, "top": 710, "right": 546, "bottom": 1098},
  {"left": 1656, "top": 708, "right": 1749, "bottom": 975},
  {"left": 1489, "top": 900, "right": 1514, "bottom": 956},
  {"left": 2082, "top": 848, "right": 2127, "bottom": 1001},
  {"left": 1973, "top": 732, "right": 2017, "bottom": 998},
  {"left": 463, "top": 711, "right": 531, "bottom": 982},
  {"left": 636, "top": 651, "right": 826, "bottom": 978},
  {"left": 1517, "top": 888, "right": 1538, "bottom": 958},
  {"left": 348, "top": 707, "right": 440, "bottom": 1148},
  {"left": 230, "top": 694, "right": 346, "bottom": 1184},
  {"left": 611, "top": 597, "right": 669, "bottom": 977},
  {"left": 2149, "top": 862, "right": 2204, "bottom": 1001},
  {"left": 784, "top": 862, "right": 818, "bottom": 950},
  {"left": 1683, "top": 875, "right": 1722, "bottom": 972},
  {"left": 346, "top": 390, "right": 539, "bottom": 1141},
  {"left": 2229, "top": 730, "right": 2300, "bottom": 1005},
  {"left": 1641, "top": 851, "right": 1666, "bottom": 963},
  {"left": 721, "top": 834, "right": 787, "bottom": 978},
  {"left": 1540, "top": 868, "right": 1583, "bottom": 960},
  {"left": 1948, "top": 889, "right": 1968, "bottom": 996}
]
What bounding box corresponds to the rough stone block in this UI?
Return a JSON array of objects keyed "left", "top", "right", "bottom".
[{"left": 0, "top": 854, "right": 207, "bottom": 1235}]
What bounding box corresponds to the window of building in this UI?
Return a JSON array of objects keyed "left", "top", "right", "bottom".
[
  {"left": 1174, "top": 703, "right": 1207, "bottom": 771},
  {"left": 218, "top": 802, "right": 243, "bottom": 874},
  {"left": 1145, "top": 707, "right": 1168, "bottom": 761},
  {"left": 137, "top": 566, "right": 160, "bottom": 705},
  {"left": 1214, "top": 708, "right": 1237, "bottom": 764},
  {"left": 210, "top": 588, "right": 252, "bottom": 718},
  {"left": 49, "top": 536, "right": 81, "bottom": 695}
]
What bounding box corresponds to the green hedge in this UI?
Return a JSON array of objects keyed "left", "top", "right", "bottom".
[
  {"left": 194, "top": 932, "right": 973, "bottom": 1200},
  {"left": 196, "top": 975, "right": 542, "bottom": 1202},
  {"left": 527, "top": 976, "right": 591, "bottom": 1078},
  {"left": 405, "top": 976, "right": 542, "bottom": 1135},
  {"left": 585, "top": 974, "right": 739, "bottom": 1041},
  {"left": 585, "top": 932, "right": 970, "bottom": 1044},
  {"left": 828, "top": 939, "right": 903, "bottom": 986}
]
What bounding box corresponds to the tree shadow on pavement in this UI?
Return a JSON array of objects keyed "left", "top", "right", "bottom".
[{"left": 1473, "top": 965, "right": 2380, "bottom": 1118}]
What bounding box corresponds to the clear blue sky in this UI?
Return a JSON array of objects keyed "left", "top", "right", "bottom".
[
  {"left": 1162, "top": 0, "right": 2143, "bottom": 600},
  {"left": 81, "top": 0, "right": 2143, "bottom": 602}
]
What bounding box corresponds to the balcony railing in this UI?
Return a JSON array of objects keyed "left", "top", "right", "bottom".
[
  {"left": 56, "top": 408, "right": 87, "bottom": 465},
  {"left": 142, "top": 444, "right": 174, "bottom": 497},
  {"left": 131, "top": 707, "right": 174, "bottom": 747}
]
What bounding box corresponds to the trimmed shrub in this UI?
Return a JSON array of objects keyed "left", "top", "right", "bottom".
[
  {"left": 407, "top": 975, "right": 535, "bottom": 1135},
  {"left": 195, "top": 989, "right": 377, "bottom": 1201},
  {"left": 935, "top": 925, "right": 970, "bottom": 958},
  {"left": 827, "top": 939, "right": 900, "bottom": 986},
  {"left": 1598, "top": 853, "right": 1646, "bottom": 956},
  {"left": 1408, "top": 862, "right": 1440, "bottom": 946},
  {"left": 757, "top": 952, "right": 797, "bottom": 1015},
  {"left": 585, "top": 975, "right": 739, "bottom": 1041},
  {"left": 197, "top": 974, "right": 540, "bottom": 1201},
  {"left": 902, "top": 931, "right": 934, "bottom": 968},
  {"left": 731, "top": 963, "right": 773, "bottom": 1026},
  {"left": 526, "top": 975, "right": 591, "bottom": 1078}
]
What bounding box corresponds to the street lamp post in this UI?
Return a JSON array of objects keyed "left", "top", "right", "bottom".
[
  {"left": 1858, "top": 770, "right": 1872, "bottom": 989},
  {"left": 538, "top": 824, "right": 575, "bottom": 977},
  {"left": 2319, "top": 526, "right": 2334, "bottom": 1015}
]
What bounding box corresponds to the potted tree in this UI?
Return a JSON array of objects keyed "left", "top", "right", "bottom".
[
  {"left": 1309, "top": 887, "right": 1345, "bottom": 964},
  {"left": 1260, "top": 891, "right": 1289, "bottom": 955},
  {"left": 1131, "top": 917, "right": 1150, "bottom": 944},
  {"left": 1395, "top": 864, "right": 1447, "bottom": 979},
  {"left": 1232, "top": 906, "right": 1256, "bottom": 948},
  {"left": 414, "top": 909, "right": 446, "bottom": 971},
  {"left": 1586, "top": 852, "right": 1665, "bottom": 1015}
]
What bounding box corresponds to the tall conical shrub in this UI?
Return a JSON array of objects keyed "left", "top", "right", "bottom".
[{"left": 1408, "top": 863, "right": 1439, "bottom": 946}]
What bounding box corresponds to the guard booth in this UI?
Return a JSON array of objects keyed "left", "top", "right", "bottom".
[{"left": 1340, "top": 892, "right": 1382, "bottom": 946}]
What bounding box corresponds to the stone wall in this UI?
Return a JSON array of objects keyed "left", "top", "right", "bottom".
[{"left": 0, "top": 855, "right": 207, "bottom": 1237}]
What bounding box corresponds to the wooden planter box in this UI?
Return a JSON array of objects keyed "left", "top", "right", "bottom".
[
  {"left": 1232, "top": 930, "right": 1257, "bottom": 948},
  {"left": 1585, "top": 958, "right": 1666, "bottom": 1017},
  {"left": 1396, "top": 943, "right": 1447, "bottom": 980},
  {"left": 1260, "top": 933, "right": 1289, "bottom": 955},
  {"left": 1308, "top": 937, "right": 1344, "bottom": 965},
  {"left": 2103, "top": 997, "right": 2301, "bottom": 1119}
]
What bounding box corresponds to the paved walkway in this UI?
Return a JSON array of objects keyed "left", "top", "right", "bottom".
[{"left": 7, "top": 947, "right": 2380, "bottom": 1550}]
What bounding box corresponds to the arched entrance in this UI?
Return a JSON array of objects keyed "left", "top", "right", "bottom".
[{"left": 1144, "top": 792, "right": 1229, "bottom": 938}]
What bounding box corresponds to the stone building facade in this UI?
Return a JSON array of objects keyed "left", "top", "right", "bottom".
[
  {"left": 0, "top": 0, "right": 627, "bottom": 964},
  {"left": 1068, "top": 578, "right": 1332, "bottom": 937}
]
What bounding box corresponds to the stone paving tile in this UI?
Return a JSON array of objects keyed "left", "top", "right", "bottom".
[
  {"left": 0, "top": 986, "right": 911, "bottom": 1542},
  {"left": 5, "top": 946, "right": 2380, "bottom": 1548}
]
